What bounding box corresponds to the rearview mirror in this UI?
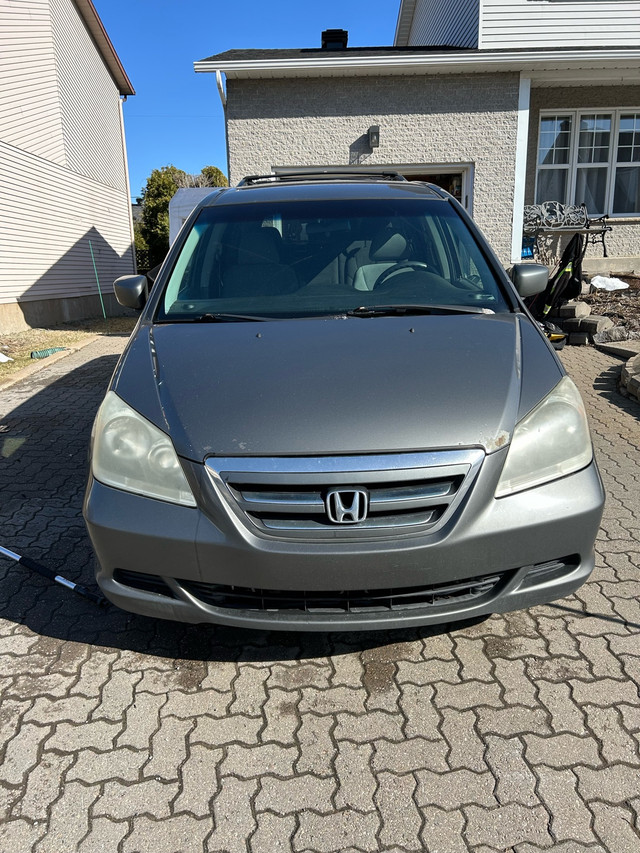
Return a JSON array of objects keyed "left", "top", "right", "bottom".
[
  {"left": 510, "top": 264, "right": 549, "bottom": 299},
  {"left": 113, "top": 274, "right": 148, "bottom": 310}
]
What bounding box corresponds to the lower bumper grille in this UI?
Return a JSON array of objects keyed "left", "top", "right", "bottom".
[{"left": 179, "top": 573, "right": 504, "bottom": 614}]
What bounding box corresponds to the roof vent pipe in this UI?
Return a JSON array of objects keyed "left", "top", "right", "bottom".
[{"left": 321, "top": 29, "right": 348, "bottom": 50}]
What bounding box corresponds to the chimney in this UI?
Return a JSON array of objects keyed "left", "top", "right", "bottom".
[{"left": 321, "top": 29, "right": 348, "bottom": 50}]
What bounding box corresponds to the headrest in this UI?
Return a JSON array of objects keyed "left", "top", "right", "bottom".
[
  {"left": 370, "top": 226, "right": 409, "bottom": 261},
  {"left": 237, "top": 227, "right": 280, "bottom": 264}
]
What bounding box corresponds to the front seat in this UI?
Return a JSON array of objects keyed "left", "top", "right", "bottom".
[
  {"left": 223, "top": 226, "right": 297, "bottom": 297},
  {"left": 352, "top": 225, "right": 411, "bottom": 292}
]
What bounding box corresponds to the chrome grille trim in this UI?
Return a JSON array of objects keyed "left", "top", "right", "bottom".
[{"left": 205, "top": 450, "right": 484, "bottom": 539}]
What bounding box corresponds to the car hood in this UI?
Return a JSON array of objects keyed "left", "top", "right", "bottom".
[{"left": 113, "top": 314, "right": 563, "bottom": 462}]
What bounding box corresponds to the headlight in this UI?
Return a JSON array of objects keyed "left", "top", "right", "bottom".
[
  {"left": 496, "top": 376, "right": 593, "bottom": 497},
  {"left": 91, "top": 392, "right": 196, "bottom": 506}
]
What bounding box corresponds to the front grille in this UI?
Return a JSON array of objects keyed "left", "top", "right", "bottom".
[
  {"left": 205, "top": 451, "right": 484, "bottom": 539},
  {"left": 179, "top": 573, "right": 503, "bottom": 614},
  {"left": 232, "top": 476, "right": 462, "bottom": 531}
]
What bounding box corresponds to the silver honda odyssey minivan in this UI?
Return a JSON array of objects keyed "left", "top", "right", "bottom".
[{"left": 83, "top": 173, "right": 604, "bottom": 631}]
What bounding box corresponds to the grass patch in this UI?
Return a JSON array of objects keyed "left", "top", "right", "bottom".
[{"left": 0, "top": 316, "right": 136, "bottom": 387}]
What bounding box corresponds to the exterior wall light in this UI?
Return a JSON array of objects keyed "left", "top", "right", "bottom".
[{"left": 368, "top": 125, "right": 380, "bottom": 148}]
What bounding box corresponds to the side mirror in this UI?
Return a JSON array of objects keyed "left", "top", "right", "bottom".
[
  {"left": 510, "top": 263, "right": 549, "bottom": 299},
  {"left": 114, "top": 274, "right": 148, "bottom": 310}
]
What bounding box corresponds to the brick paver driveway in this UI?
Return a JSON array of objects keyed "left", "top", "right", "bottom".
[{"left": 0, "top": 334, "right": 639, "bottom": 853}]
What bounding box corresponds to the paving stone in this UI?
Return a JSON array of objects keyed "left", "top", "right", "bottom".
[
  {"left": 68, "top": 746, "right": 147, "bottom": 784},
  {"left": 475, "top": 705, "right": 551, "bottom": 737},
  {"left": 415, "top": 769, "right": 497, "bottom": 810},
  {"left": 585, "top": 705, "right": 639, "bottom": 764},
  {"left": 174, "top": 744, "right": 222, "bottom": 816},
  {"left": 434, "top": 679, "right": 502, "bottom": 710},
  {"left": 334, "top": 710, "right": 404, "bottom": 743},
  {"left": 590, "top": 802, "right": 640, "bottom": 852},
  {"left": 192, "top": 712, "right": 263, "bottom": 746},
  {"left": 16, "top": 751, "right": 74, "bottom": 820},
  {"left": 78, "top": 818, "right": 129, "bottom": 853},
  {"left": 526, "top": 655, "right": 592, "bottom": 683},
  {"left": 536, "top": 680, "right": 586, "bottom": 735},
  {"left": 1, "top": 723, "right": 51, "bottom": 786},
  {"left": 255, "top": 773, "right": 335, "bottom": 815},
  {"left": 485, "top": 735, "right": 539, "bottom": 806},
  {"left": 144, "top": 716, "right": 193, "bottom": 781},
  {"left": 534, "top": 616, "right": 580, "bottom": 657},
  {"left": 517, "top": 842, "right": 606, "bottom": 853},
  {"left": 620, "top": 703, "right": 640, "bottom": 733},
  {"left": 35, "top": 780, "right": 99, "bottom": 853},
  {"left": 576, "top": 635, "right": 626, "bottom": 678},
  {"left": 375, "top": 772, "right": 422, "bottom": 850},
  {"left": 524, "top": 733, "right": 601, "bottom": 768},
  {"left": 464, "top": 802, "right": 554, "bottom": 848},
  {"left": 294, "top": 809, "right": 380, "bottom": 853},
  {"left": 420, "top": 807, "right": 468, "bottom": 853},
  {"left": 116, "top": 691, "right": 165, "bottom": 749},
  {"left": 399, "top": 683, "right": 442, "bottom": 739},
  {"left": 202, "top": 776, "right": 258, "bottom": 853},
  {"left": 0, "top": 819, "right": 46, "bottom": 853},
  {"left": 295, "top": 714, "right": 336, "bottom": 776},
  {"left": 92, "top": 669, "right": 140, "bottom": 721},
  {"left": 45, "top": 719, "right": 118, "bottom": 753},
  {"left": 372, "top": 735, "right": 448, "bottom": 773},
  {"left": 228, "top": 666, "right": 269, "bottom": 716},
  {"left": 609, "top": 633, "right": 640, "bottom": 658},
  {"left": 123, "top": 814, "right": 213, "bottom": 853},
  {"left": 250, "top": 812, "right": 297, "bottom": 853},
  {"left": 396, "top": 657, "right": 460, "bottom": 685},
  {"left": 329, "top": 651, "right": 363, "bottom": 687},
  {"left": 94, "top": 779, "right": 179, "bottom": 819},
  {"left": 299, "top": 685, "right": 366, "bottom": 715},
  {"left": 576, "top": 763, "right": 640, "bottom": 802},
  {"left": 334, "top": 741, "right": 377, "bottom": 811},
  {"left": 493, "top": 657, "right": 538, "bottom": 707},
  {"left": 10, "top": 672, "right": 75, "bottom": 699},
  {"left": 535, "top": 766, "right": 595, "bottom": 844},
  {"left": 571, "top": 677, "right": 639, "bottom": 707},
  {"left": 24, "top": 695, "right": 98, "bottom": 725},
  {"left": 71, "top": 650, "right": 119, "bottom": 698},
  {"left": 160, "top": 688, "right": 231, "bottom": 719},
  {"left": 260, "top": 688, "right": 300, "bottom": 745},
  {"left": 440, "top": 707, "right": 486, "bottom": 771},
  {"left": 269, "top": 662, "right": 331, "bottom": 690},
  {"left": 221, "top": 743, "right": 298, "bottom": 778},
  {"left": 199, "top": 661, "right": 238, "bottom": 693},
  {"left": 454, "top": 636, "right": 493, "bottom": 681}
]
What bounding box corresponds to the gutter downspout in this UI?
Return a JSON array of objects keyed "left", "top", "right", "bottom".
[
  {"left": 511, "top": 75, "right": 531, "bottom": 265},
  {"left": 119, "top": 95, "right": 137, "bottom": 274},
  {"left": 215, "top": 70, "right": 231, "bottom": 185}
]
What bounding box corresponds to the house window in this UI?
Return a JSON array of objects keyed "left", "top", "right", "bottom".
[{"left": 536, "top": 109, "right": 640, "bottom": 216}]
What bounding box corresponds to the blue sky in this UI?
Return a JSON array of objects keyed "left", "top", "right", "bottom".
[{"left": 94, "top": 1, "right": 399, "bottom": 201}]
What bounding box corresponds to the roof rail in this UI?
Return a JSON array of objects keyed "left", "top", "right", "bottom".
[{"left": 237, "top": 171, "right": 408, "bottom": 187}]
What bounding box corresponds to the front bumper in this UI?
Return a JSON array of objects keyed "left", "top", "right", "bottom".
[{"left": 83, "top": 451, "right": 604, "bottom": 632}]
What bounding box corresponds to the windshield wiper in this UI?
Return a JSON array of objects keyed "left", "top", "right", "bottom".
[
  {"left": 164, "top": 313, "right": 270, "bottom": 323},
  {"left": 345, "top": 304, "right": 491, "bottom": 317}
]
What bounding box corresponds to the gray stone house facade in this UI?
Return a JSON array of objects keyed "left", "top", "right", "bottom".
[{"left": 195, "top": 2, "right": 640, "bottom": 269}]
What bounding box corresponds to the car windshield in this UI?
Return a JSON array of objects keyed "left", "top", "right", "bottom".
[{"left": 157, "top": 197, "right": 509, "bottom": 321}]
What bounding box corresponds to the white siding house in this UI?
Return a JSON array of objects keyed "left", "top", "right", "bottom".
[
  {"left": 395, "top": 0, "right": 640, "bottom": 49},
  {"left": 0, "top": 0, "right": 135, "bottom": 331}
]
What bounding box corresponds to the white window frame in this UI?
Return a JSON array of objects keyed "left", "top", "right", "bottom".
[{"left": 535, "top": 108, "right": 640, "bottom": 218}]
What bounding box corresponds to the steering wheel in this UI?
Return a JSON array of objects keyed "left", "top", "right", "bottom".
[{"left": 373, "top": 261, "right": 431, "bottom": 289}]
